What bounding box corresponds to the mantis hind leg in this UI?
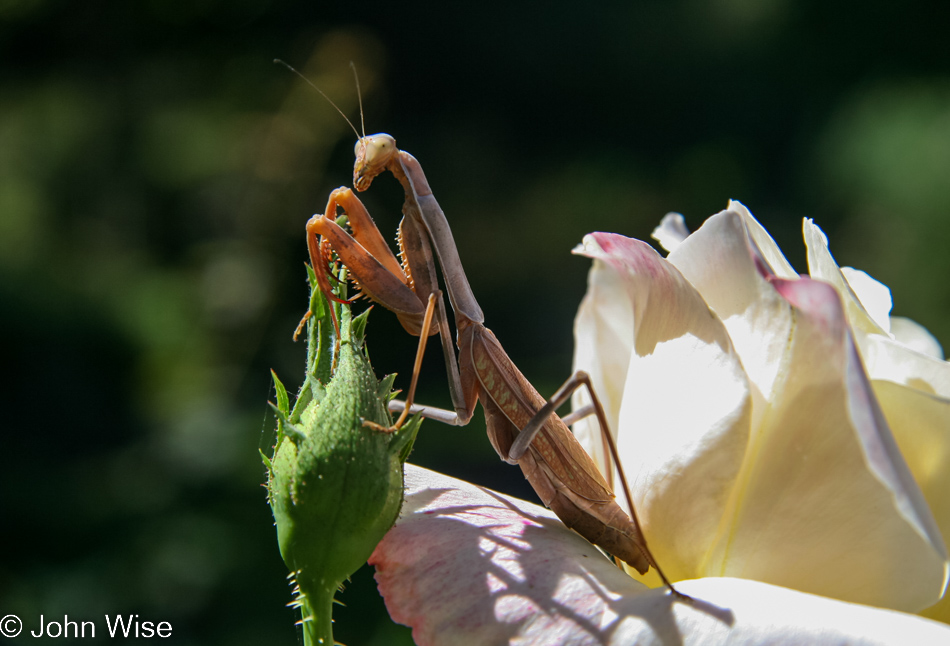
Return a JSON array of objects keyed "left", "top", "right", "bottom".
[
  {"left": 508, "top": 371, "right": 610, "bottom": 462},
  {"left": 510, "top": 370, "right": 688, "bottom": 599}
]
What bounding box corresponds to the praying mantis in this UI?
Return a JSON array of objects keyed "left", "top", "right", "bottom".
[{"left": 304, "top": 122, "right": 681, "bottom": 594}]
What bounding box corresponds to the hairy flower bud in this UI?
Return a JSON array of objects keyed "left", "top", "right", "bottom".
[{"left": 263, "top": 272, "right": 421, "bottom": 645}]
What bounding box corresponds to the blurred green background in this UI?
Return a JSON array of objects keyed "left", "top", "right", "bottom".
[{"left": 2, "top": 1, "right": 949, "bottom": 644}]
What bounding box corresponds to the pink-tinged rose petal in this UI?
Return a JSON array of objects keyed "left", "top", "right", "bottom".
[
  {"left": 803, "top": 218, "right": 888, "bottom": 337},
  {"left": 572, "top": 233, "right": 752, "bottom": 583},
  {"left": 371, "top": 465, "right": 950, "bottom": 645},
  {"left": 723, "top": 277, "right": 947, "bottom": 611},
  {"left": 667, "top": 209, "right": 795, "bottom": 418},
  {"left": 800, "top": 221, "right": 950, "bottom": 580},
  {"left": 630, "top": 210, "right": 947, "bottom": 608},
  {"left": 672, "top": 576, "right": 950, "bottom": 645},
  {"left": 370, "top": 464, "right": 651, "bottom": 645},
  {"left": 801, "top": 218, "right": 949, "bottom": 396},
  {"left": 728, "top": 200, "right": 798, "bottom": 279},
  {"left": 570, "top": 257, "right": 634, "bottom": 470}
]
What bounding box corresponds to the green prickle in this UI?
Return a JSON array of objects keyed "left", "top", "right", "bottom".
[{"left": 264, "top": 275, "right": 421, "bottom": 645}]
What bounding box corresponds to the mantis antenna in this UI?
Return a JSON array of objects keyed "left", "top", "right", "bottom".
[
  {"left": 273, "top": 58, "right": 363, "bottom": 142},
  {"left": 349, "top": 61, "right": 366, "bottom": 140}
]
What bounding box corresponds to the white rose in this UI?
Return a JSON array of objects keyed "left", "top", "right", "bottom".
[
  {"left": 572, "top": 202, "right": 950, "bottom": 619},
  {"left": 368, "top": 203, "right": 950, "bottom": 644}
]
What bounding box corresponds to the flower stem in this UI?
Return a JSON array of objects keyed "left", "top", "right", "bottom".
[{"left": 298, "top": 582, "right": 334, "bottom": 646}]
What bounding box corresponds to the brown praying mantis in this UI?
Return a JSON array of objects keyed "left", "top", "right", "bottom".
[{"left": 301, "top": 111, "right": 681, "bottom": 594}]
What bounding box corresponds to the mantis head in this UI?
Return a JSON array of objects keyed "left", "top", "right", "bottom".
[{"left": 354, "top": 133, "right": 397, "bottom": 191}]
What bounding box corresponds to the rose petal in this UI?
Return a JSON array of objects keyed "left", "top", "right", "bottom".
[
  {"left": 889, "top": 316, "right": 945, "bottom": 361},
  {"left": 370, "top": 465, "right": 950, "bottom": 645},
  {"left": 570, "top": 256, "right": 635, "bottom": 470},
  {"left": 651, "top": 212, "right": 691, "bottom": 253},
  {"left": 728, "top": 199, "right": 798, "bottom": 279},
  {"left": 670, "top": 576, "right": 950, "bottom": 645},
  {"left": 872, "top": 379, "right": 950, "bottom": 622},
  {"left": 668, "top": 210, "right": 947, "bottom": 609},
  {"left": 656, "top": 211, "right": 944, "bottom": 612},
  {"left": 801, "top": 215, "right": 950, "bottom": 435},
  {"left": 800, "top": 217, "right": 950, "bottom": 585},
  {"left": 571, "top": 219, "right": 948, "bottom": 610},
  {"left": 572, "top": 233, "right": 752, "bottom": 583},
  {"left": 371, "top": 464, "right": 651, "bottom": 646},
  {"left": 863, "top": 334, "right": 950, "bottom": 399},
  {"left": 667, "top": 209, "right": 795, "bottom": 422},
  {"left": 802, "top": 219, "right": 949, "bottom": 388},
  {"left": 721, "top": 277, "right": 947, "bottom": 611},
  {"left": 841, "top": 266, "right": 894, "bottom": 334},
  {"left": 803, "top": 218, "right": 888, "bottom": 337}
]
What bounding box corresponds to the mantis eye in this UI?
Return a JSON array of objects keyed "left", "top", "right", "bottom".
[{"left": 358, "top": 134, "right": 396, "bottom": 166}]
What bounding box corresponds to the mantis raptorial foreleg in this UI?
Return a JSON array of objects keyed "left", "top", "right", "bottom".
[
  {"left": 304, "top": 131, "right": 682, "bottom": 595},
  {"left": 301, "top": 187, "right": 469, "bottom": 430}
]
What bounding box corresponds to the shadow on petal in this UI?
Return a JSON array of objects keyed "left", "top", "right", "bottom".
[
  {"left": 372, "top": 466, "right": 950, "bottom": 645},
  {"left": 370, "top": 466, "right": 736, "bottom": 646}
]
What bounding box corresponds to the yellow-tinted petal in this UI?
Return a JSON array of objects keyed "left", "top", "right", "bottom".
[
  {"left": 668, "top": 209, "right": 794, "bottom": 427},
  {"left": 804, "top": 218, "right": 888, "bottom": 336},
  {"left": 573, "top": 233, "right": 752, "bottom": 582},
  {"left": 802, "top": 218, "right": 948, "bottom": 393},
  {"left": 863, "top": 334, "right": 950, "bottom": 399},
  {"left": 841, "top": 266, "right": 894, "bottom": 333},
  {"left": 570, "top": 256, "right": 634, "bottom": 471},
  {"left": 890, "top": 316, "right": 945, "bottom": 360},
  {"left": 873, "top": 379, "right": 950, "bottom": 622},
  {"left": 660, "top": 209, "right": 946, "bottom": 608},
  {"left": 719, "top": 277, "right": 947, "bottom": 611}
]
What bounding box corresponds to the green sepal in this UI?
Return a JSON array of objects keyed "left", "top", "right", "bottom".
[
  {"left": 267, "top": 401, "right": 307, "bottom": 445},
  {"left": 289, "top": 375, "right": 312, "bottom": 425},
  {"left": 271, "top": 370, "right": 290, "bottom": 447},
  {"left": 391, "top": 414, "right": 422, "bottom": 464},
  {"left": 307, "top": 375, "right": 327, "bottom": 409},
  {"left": 260, "top": 449, "right": 274, "bottom": 474},
  {"left": 305, "top": 264, "right": 325, "bottom": 320},
  {"left": 329, "top": 265, "right": 348, "bottom": 339},
  {"left": 307, "top": 292, "right": 333, "bottom": 389},
  {"left": 272, "top": 370, "right": 290, "bottom": 416},
  {"left": 377, "top": 374, "right": 398, "bottom": 401},
  {"left": 350, "top": 306, "right": 372, "bottom": 346}
]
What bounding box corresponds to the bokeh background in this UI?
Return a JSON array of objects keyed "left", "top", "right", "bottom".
[{"left": 2, "top": 1, "right": 949, "bottom": 644}]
